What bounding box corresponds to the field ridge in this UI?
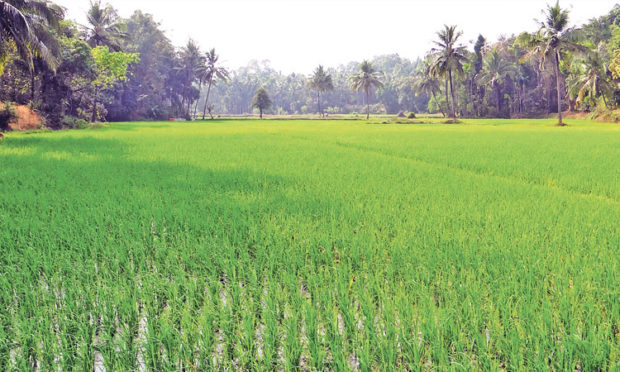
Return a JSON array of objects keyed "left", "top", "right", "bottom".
[{"left": 285, "top": 134, "right": 619, "bottom": 205}]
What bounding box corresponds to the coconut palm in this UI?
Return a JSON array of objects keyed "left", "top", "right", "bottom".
[
  {"left": 308, "top": 65, "right": 333, "bottom": 117},
  {"left": 0, "top": 0, "right": 64, "bottom": 73},
  {"left": 520, "top": 1, "right": 588, "bottom": 125},
  {"left": 349, "top": 60, "right": 383, "bottom": 119},
  {"left": 429, "top": 25, "right": 468, "bottom": 118},
  {"left": 201, "top": 48, "right": 229, "bottom": 120},
  {"left": 480, "top": 49, "right": 515, "bottom": 115},
  {"left": 84, "top": 1, "right": 127, "bottom": 51}
]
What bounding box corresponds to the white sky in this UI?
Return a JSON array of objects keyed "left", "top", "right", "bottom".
[{"left": 55, "top": 0, "right": 617, "bottom": 74}]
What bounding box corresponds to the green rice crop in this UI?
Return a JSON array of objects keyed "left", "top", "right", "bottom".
[{"left": 0, "top": 119, "right": 618, "bottom": 370}]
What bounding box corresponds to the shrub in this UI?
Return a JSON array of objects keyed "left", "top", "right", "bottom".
[
  {"left": 87, "top": 122, "right": 107, "bottom": 129},
  {"left": 407, "top": 112, "right": 416, "bottom": 119},
  {"left": 62, "top": 116, "right": 88, "bottom": 129},
  {"left": 0, "top": 103, "right": 17, "bottom": 132}
]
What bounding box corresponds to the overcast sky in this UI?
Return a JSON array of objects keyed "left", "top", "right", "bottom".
[{"left": 54, "top": 0, "right": 617, "bottom": 74}]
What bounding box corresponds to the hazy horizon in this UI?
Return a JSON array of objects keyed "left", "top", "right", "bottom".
[{"left": 51, "top": 0, "right": 619, "bottom": 73}]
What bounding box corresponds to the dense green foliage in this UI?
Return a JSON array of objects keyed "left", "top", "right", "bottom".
[
  {"left": 90, "top": 46, "right": 139, "bottom": 121},
  {"left": 0, "top": 1, "right": 618, "bottom": 127},
  {"left": 251, "top": 86, "right": 272, "bottom": 119},
  {"left": 0, "top": 119, "right": 618, "bottom": 370}
]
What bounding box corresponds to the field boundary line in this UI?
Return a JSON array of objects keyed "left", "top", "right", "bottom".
[{"left": 287, "top": 135, "right": 619, "bottom": 206}]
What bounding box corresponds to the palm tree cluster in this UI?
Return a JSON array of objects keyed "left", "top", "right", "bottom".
[
  {"left": 411, "top": 2, "right": 617, "bottom": 124},
  {"left": 178, "top": 42, "right": 230, "bottom": 120}
]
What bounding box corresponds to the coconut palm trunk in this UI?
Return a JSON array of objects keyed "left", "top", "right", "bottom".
[
  {"left": 495, "top": 83, "right": 501, "bottom": 114},
  {"left": 444, "top": 78, "right": 450, "bottom": 117},
  {"left": 30, "top": 70, "right": 36, "bottom": 102},
  {"left": 602, "top": 91, "right": 609, "bottom": 109},
  {"left": 431, "top": 90, "right": 445, "bottom": 117},
  {"left": 92, "top": 93, "right": 98, "bottom": 122},
  {"left": 366, "top": 88, "right": 370, "bottom": 120},
  {"left": 554, "top": 51, "right": 564, "bottom": 125},
  {"left": 201, "top": 78, "right": 214, "bottom": 120},
  {"left": 449, "top": 69, "right": 457, "bottom": 118},
  {"left": 193, "top": 78, "right": 204, "bottom": 118},
  {"left": 317, "top": 91, "right": 321, "bottom": 117}
]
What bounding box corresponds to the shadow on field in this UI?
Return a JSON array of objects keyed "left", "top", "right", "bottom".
[
  {"left": 4, "top": 135, "right": 128, "bottom": 157},
  {"left": 1, "top": 134, "right": 330, "bottom": 228}
]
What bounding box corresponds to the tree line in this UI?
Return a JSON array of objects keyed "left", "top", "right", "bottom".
[{"left": 0, "top": 1, "right": 618, "bottom": 130}]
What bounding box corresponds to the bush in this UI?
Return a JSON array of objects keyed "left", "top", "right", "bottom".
[
  {"left": 87, "top": 122, "right": 107, "bottom": 129},
  {"left": 0, "top": 103, "right": 17, "bottom": 132},
  {"left": 407, "top": 112, "right": 416, "bottom": 119},
  {"left": 588, "top": 107, "right": 620, "bottom": 123},
  {"left": 62, "top": 116, "right": 88, "bottom": 129}
]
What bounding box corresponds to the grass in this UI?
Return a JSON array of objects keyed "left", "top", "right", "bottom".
[{"left": 0, "top": 118, "right": 618, "bottom": 370}]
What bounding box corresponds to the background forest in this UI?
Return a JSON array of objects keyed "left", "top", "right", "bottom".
[{"left": 0, "top": 1, "right": 618, "bottom": 129}]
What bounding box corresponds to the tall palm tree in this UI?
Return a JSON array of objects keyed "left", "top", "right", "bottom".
[
  {"left": 429, "top": 25, "right": 468, "bottom": 118},
  {"left": 349, "top": 60, "right": 383, "bottom": 119},
  {"left": 84, "top": 1, "right": 127, "bottom": 51},
  {"left": 520, "top": 1, "right": 588, "bottom": 125},
  {"left": 201, "top": 48, "right": 229, "bottom": 120},
  {"left": 480, "top": 49, "right": 515, "bottom": 116},
  {"left": 0, "top": 0, "right": 64, "bottom": 73},
  {"left": 308, "top": 65, "right": 333, "bottom": 117}
]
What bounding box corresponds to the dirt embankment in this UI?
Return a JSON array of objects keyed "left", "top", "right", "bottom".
[
  {"left": 0, "top": 102, "right": 45, "bottom": 131},
  {"left": 9, "top": 105, "right": 44, "bottom": 130}
]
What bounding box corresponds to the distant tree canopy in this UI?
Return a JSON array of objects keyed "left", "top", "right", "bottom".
[{"left": 0, "top": 1, "right": 618, "bottom": 130}]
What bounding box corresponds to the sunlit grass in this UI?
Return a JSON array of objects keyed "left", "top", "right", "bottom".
[{"left": 0, "top": 119, "right": 618, "bottom": 370}]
